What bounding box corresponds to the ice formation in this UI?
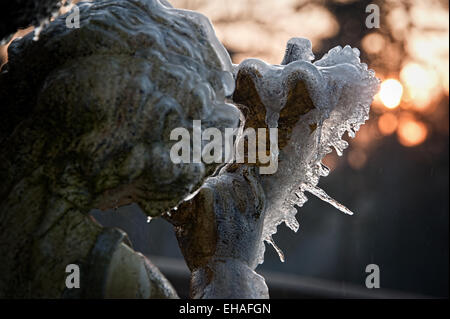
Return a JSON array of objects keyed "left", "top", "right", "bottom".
[{"left": 233, "top": 40, "right": 380, "bottom": 263}]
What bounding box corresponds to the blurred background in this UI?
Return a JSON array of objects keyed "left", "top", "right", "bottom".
[{"left": 2, "top": 0, "right": 448, "bottom": 298}]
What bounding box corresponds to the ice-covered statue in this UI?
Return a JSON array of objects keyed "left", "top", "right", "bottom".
[{"left": 0, "top": 0, "right": 379, "bottom": 298}]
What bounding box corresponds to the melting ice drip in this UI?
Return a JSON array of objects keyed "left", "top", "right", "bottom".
[{"left": 233, "top": 38, "right": 380, "bottom": 263}]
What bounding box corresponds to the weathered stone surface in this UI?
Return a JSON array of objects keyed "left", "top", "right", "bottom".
[
  {"left": 167, "top": 165, "right": 269, "bottom": 298},
  {"left": 233, "top": 66, "right": 316, "bottom": 153},
  {"left": 0, "top": 0, "right": 238, "bottom": 298}
]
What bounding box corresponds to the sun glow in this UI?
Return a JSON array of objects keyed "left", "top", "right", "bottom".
[{"left": 379, "top": 79, "right": 403, "bottom": 109}]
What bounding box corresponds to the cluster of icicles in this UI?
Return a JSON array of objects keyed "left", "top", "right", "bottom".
[{"left": 232, "top": 39, "right": 380, "bottom": 264}]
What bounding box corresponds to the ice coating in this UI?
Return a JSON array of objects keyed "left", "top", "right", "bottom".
[
  {"left": 173, "top": 4, "right": 235, "bottom": 96},
  {"left": 233, "top": 40, "right": 379, "bottom": 263},
  {"left": 233, "top": 58, "right": 325, "bottom": 128},
  {"left": 281, "top": 38, "right": 315, "bottom": 65}
]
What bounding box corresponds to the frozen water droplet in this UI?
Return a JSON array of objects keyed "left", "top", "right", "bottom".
[
  {"left": 285, "top": 214, "right": 299, "bottom": 232},
  {"left": 319, "top": 163, "right": 330, "bottom": 177},
  {"left": 147, "top": 216, "right": 153, "bottom": 223}
]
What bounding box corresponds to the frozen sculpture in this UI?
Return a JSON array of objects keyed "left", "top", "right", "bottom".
[{"left": 0, "top": 0, "right": 379, "bottom": 298}]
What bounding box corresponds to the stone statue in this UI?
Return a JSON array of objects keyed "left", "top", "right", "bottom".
[{"left": 0, "top": 0, "right": 378, "bottom": 298}]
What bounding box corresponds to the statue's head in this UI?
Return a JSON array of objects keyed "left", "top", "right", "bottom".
[{"left": 0, "top": 0, "right": 240, "bottom": 216}]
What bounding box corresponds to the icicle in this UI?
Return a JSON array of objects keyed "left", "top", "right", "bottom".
[
  {"left": 267, "top": 237, "right": 285, "bottom": 262},
  {"left": 284, "top": 209, "right": 299, "bottom": 232},
  {"left": 331, "top": 140, "right": 348, "bottom": 156},
  {"left": 300, "top": 183, "right": 354, "bottom": 215}
]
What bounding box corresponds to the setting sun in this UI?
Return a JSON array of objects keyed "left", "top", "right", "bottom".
[{"left": 379, "top": 79, "right": 403, "bottom": 109}]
